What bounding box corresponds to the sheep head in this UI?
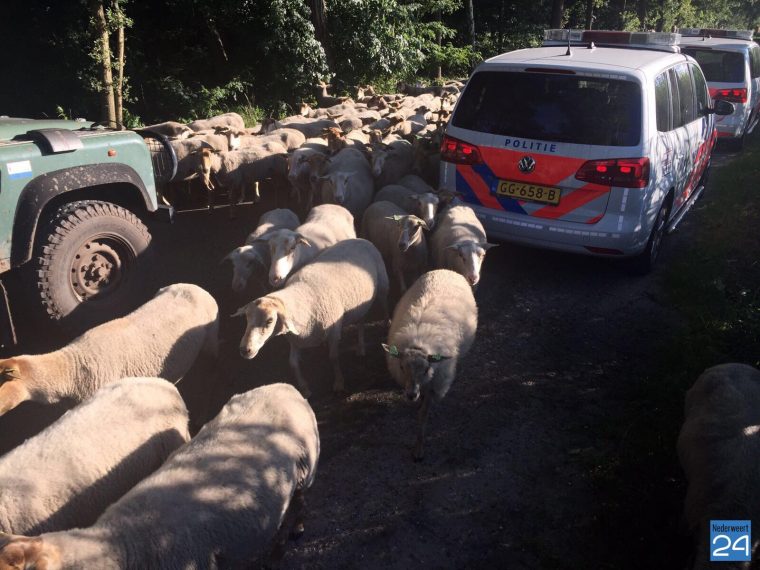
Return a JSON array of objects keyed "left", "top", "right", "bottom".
[
  {"left": 382, "top": 344, "right": 451, "bottom": 402},
  {"left": 408, "top": 193, "right": 439, "bottom": 230},
  {"left": 265, "top": 230, "right": 312, "bottom": 288},
  {"left": 444, "top": 241, "right": 498, "bottom": 286},
  {"left": 397, "top": 215, "right": 428, "bottom": 252},
  {"left": 321, "top": 173, "right": 354, "bottom": 205},
  {"left": 0, "top": 533, "right": 62, "bottom": 570},
  {"left": 222, "top": 245, "right": 266, "bottom": 293},
  {"left": 234, "top": 297, "right": 298, "bottom": 360}
]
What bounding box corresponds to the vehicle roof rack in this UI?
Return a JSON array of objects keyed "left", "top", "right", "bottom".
[
  {"left": 543, "top": 29, "right": 681, "bottom": 53},
  {"left": 677, "top": 28, "right": 754, "bottom": 41}
]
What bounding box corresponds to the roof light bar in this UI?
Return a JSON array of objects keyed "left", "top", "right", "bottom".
[
  {"left": 678, "top": 28, "right": 754, "bottom": 41},
  {"left": 543, "top": 29, "right": 680, "bottom": 52}
]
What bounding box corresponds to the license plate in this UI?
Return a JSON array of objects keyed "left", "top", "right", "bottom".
[{"left": 496, "top": 180, "right": 561, "bottom": 205}]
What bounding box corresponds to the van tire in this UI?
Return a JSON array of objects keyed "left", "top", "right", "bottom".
[
  {"left": 627, "top": 199, "right": 670, "bottom": 275},
  {"left": 33, "top": 200, "right": 154, "bottom": 333}
]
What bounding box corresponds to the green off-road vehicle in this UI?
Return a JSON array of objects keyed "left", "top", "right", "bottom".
[{"left": 0, "top": 117, "right": 177, "bottom": 348}]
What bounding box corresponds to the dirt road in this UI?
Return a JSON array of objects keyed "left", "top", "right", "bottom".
[{"left": 0, "top": 148, "right": 738, "bottom": 568}]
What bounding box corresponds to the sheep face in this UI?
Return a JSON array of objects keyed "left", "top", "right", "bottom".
[
  {"left": 371, "top": 149, "right": 388, "bottom": 178},
  {"left": 223, "top": 246, "right": 264, "bottom": 293},
  {"left": 267, "top": 232, "right": 312, "bottom": 288},
  {"left": 396, "top": 216, "right": 428, "bottom": 252},
  {"left": 0, "top": 534, "right": 61, "bottom": 570},
  {"left": 410, "top": 193, "right": 439, "bottom": 230},
  {"left": 383, "top": 345, "right": 450, "bottom": 402},
  {"left": 234, "top": 298, "right": 297, "bottom": 359},
  {"left": 321, "top": 173, "right": 353, "bottom": 205},
  {"left": 445, "top": 241, "right": 498, "bottom": 287}
]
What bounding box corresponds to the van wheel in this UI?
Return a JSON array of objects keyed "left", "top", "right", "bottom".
[
  {"left": 33, "top": 200, "right": 154, "bottom": 333},
  {"left": 627, "top": 200, "right": 670, "bottom": 275}
]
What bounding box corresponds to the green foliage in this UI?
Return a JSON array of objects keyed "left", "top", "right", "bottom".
[{"left": 327, "top": 0, "right": 425, "bottom": 85}]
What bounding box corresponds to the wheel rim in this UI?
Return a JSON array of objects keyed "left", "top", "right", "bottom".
[
  {"left": 69, "top": 235, "right": 135, "bottom": 302},
  {"left": 649, "top": 205, "right": 669, "bottom": 265}
]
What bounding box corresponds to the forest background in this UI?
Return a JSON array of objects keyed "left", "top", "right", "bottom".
[{"left": 1, "top": 0, "right": 758, "bottom": 127}]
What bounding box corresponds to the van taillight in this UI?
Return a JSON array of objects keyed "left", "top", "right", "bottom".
[
  {"left": 714, "top": 88, "right": 747, "bottom": 104},
  {"left": 440, "top": 135, "right": 483, "bottom": 165},
  {"left": 575, "top": 157, "right": 650, "bottom": 188}
]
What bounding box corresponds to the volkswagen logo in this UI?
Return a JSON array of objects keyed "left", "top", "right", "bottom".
[{"left": 518, "top": 156, "right": 536, "bottom": 173}]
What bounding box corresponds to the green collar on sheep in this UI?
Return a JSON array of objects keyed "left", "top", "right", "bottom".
[{"left": 381, "top": 343, "right": 450, "bottom": 362}]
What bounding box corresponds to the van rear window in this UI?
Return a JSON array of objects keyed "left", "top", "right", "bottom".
[
  {"left": 682, "top": 49, "right": 746, "bottom": 82},
  {"left": 452, "top": 71, "right": 642, "bottom": 146}
]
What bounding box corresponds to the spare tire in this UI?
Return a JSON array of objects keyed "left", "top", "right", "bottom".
[{"left": 33, "top": 200, "right": 154, "bottom": 332}]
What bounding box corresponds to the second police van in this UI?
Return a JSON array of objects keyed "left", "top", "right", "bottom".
[
  {"left": 439, "top": 30, "right": 733, "bottom": 273},
  {"left": 678, "top": 28, "right": 760, "bottom": 148}
]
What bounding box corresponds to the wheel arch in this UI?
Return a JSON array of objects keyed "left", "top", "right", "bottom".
[{"left": 11, "top": 164, "right": 155, "bottom": 268}]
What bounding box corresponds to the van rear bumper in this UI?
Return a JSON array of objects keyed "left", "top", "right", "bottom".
[{"left": 466, "top": 202, "right": 652, "bottom": 257}]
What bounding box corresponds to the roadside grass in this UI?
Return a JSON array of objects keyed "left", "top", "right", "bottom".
[{"left": 592, "top": 134, "right": 760, "bottom": 569}]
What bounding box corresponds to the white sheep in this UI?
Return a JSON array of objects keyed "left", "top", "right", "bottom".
[
  {"left": 186, "top": 111, "right": 245, "bottom": 132},
  {"left": 0, "top": 377, "right": 189, "bottom": 536},
  {"left": 0, "top": 383, "right": 320, "bottom": 569},
  {"left": 361, "top": 200, "right": 429, "bottom": 293},
  {"left": 238, "top": 128, "right": 306, "bottom": 152},
  {"left": 222, "top": 208, "right": 300, "bottom": 293},
  {"left": 259, "top": 204, "right": 356, "bottom": 288},
  {"left": 316, "top": 147, "right": 374, "bottom": 219},
  {"left": 677, "top": 363, "right": 760, "bottom": 569},
  {"left": 287, "top": 139, "right": 329, "bottom": 215},
  {"left": 374, "top": 184, "right": 440, "bottom": 230},
  {"left": 262, "top": 117, "right": 341, "bottom": 139},
  {"left": 382, "top": 269, "right": 477, "bottom": 460},
  {"left": 430, "top": 204, "right": 497, "bottom": 287},
  {"left": 371, "top": 139, "right": 414, "bottom": 189},
  {"left": 235, "top": 239, "right": 389, "bottom": 397},
  {"left": 0, "top": 283, "right": 219, "bottom": 417}
]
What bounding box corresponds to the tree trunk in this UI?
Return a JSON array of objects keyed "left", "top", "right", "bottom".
[
  {"left": 550, "top": 0, "right": 565, "bottom": 28},
  {"left": 114, "top": 1, "right": 125, "bottom": 130},
  {"left": 585, "top": 0, "right": 594, "bottom": 29},
  {"left": 465, "top": 0, "right": 475, "bottom": 47},
  {"left": 436, "top": 8, "right": 442, "bottom": 80},
  {"left": 637, "top": 0, "right": 648, "bottom": 30},
  {"left": 91, "top": 0, "right": 116, "bottom": 128},
  {"left": 308, "top": 0, "right": 333, "bottom": 72}
]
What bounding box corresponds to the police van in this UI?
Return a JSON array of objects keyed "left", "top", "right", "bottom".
[
  {"left": 439, "top": 30, "right": 733, "bottom": 273},
  {"left": 678, "top": 28, "right": 760, "bottom": 148}
]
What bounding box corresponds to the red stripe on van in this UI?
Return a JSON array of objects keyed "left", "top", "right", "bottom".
[
  {"left": 457, "top": 165, "right": 505, "bottom": 210},
  {"left": 479, "top": 146, "right": 587, "bottom": 186}
]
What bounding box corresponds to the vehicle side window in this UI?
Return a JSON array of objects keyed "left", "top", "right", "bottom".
[
  {"left": 655, "top": 72, "right": 671, "bottom": 132},
  {"left": 668, "top": 69, "right": 682, "bottom": 128},
  {"left": 675, "top": 64, "right": 695, "bottom": 126},
  {"left": 691, "top": 64, "right": 710, "bottom": 117},
  {"left": 751, "top": 46, "right": 760, "bottom": 79}
]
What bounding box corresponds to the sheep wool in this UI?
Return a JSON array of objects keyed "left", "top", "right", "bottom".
[
  {"left": 384, "top": 269, "right": 477, "bottom": 460},
  {"left": 0, "top": 377, "right": 190, "bottom": 536},
  {"left": 0, "top": 383, "right": 320, "bottom": 569},
  {"left": 0, "top": 283, "right": 219, "bottom": 416},
  {"left": 677, "top": 363, "right": 760, "bottom": 569}
]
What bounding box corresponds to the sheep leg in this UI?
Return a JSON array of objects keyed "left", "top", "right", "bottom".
[
  {"left": 328, "top": 323, "right": 346, "bottom": 393},
  {"left": 0, "top": 381, "right": 31, "bottom": 416},
  {"left": 288, "top": 344, "right": 311, "bottom": 399},
  {"left": 396, "top": 266, "right": 407, "bottom": 294},
  {"left": 413, "top": 393, "right": 432, "bottom": 462},
  {"left": 265, "top": 490, "right": 307, "bottom": 569}
]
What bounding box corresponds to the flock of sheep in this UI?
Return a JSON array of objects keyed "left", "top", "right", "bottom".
[
  {"left": 0, "top": 81, "right": 492, "bottom": 568},
  {"left": 0, "top": 81, "right": 755, "bottom": 568}
]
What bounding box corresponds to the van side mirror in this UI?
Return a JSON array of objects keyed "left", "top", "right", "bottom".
[{"left": 706, "top": 100, "right": 735, "bottom": 116}]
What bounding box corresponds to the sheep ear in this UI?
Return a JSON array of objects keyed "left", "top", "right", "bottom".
[
  {"left": 220, "top": 251, "right": 234, "bottom": 265},
  {"left": 274, "top": 306, "right": 299, "bottom": 336},
  {"left": 231, "top": 306, "right": 247, "bottom": 318},
  {"left": 381, "top": 343, "right": 400, "bottom": 358},
  {"left": 296, "top": 235, "right": 312, "bottom": 247},
  {"left": 409, "top": 216, "right": 428, "bottom": 230},
  {"left": 0, "top": 367, "right": 20, "bottom": 381},
  {"left": 481, "top": 242, "right": 499, "bottom": 250},
  {"left": 384, "top": 215, "right": 403, "bottom": 225}
]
